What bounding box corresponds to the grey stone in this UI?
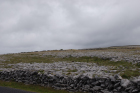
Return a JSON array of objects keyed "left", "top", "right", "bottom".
[
  {"left": 114, "top": 74, "right": 122, "bottom": 80},
  {"left": 108, "top": 84, "right": 114, "bottom": 91},
  {"left": 84, "top": 85, "right": 90, "bottom": 89},
  {"left": 132, "top": 88, "right": 139, "bottom": 93},
  {"left": 121, "top": 79, "right": 130, "bottom": 88},
  {"left": 114, "top": 82, "right": 120, "bottom": 88},
  {"left": 110, "top": 76, "right": 116, "bottom": 82},
  {"left": 93, "top": 86, "right": 102, "bottom": 91},
  {"left": 101, "top": 90, "right": 112, "bottom": 93}
]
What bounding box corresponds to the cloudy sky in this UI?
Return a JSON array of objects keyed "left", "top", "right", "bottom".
[{"left": 0, "top": 0, "right": 140, "bottom": 54}]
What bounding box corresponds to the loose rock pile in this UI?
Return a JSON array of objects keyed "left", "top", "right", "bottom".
[{"left": 0, "top": 70, "right": 140, "bottom": 93}]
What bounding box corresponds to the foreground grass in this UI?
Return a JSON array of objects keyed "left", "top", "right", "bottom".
[{"left": 0, "top": 80, "right": 75, "bottom": 93}]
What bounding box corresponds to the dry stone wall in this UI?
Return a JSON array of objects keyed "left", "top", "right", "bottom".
[{"left": 0, "top": 70, "right": 140, "bottom": 93}]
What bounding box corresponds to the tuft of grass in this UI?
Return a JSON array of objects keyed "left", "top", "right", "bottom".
[
  {"left": 3, "top": 65, "right": 13, "bottom": 68},
  {"left": 66, "top": 72, "right": 71, "bottom": 75},
  {"left": 136, "top": 63, "right": 140, "bottom": 68},
  {"left": 120, "top": 70, "right": 140, "bottom": 79},
  {"left": 67, "top": 69, "right": 78, "bottom": 72},
  {"left": 38, "top": 70, "right": 45, "bottom": 74}
]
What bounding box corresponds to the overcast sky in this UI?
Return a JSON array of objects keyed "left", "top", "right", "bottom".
[{"left": 0, "top": 0, "right": 140, "bottom": 54}]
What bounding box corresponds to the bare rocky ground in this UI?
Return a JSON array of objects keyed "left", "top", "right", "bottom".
[
  {"left": 3, "top": 62, "right": 112, "bottom": 78},
  {"left": 0, "top": 46, "right": 140, "bottom": 79},
  {"left": 0, "top": 46, "right": 140, "bottom": 92},
  {"left": 0, "top": 47, "right": 140, "bottom": 78}
]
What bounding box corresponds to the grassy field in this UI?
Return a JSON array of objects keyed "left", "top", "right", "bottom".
[
  {"left": 0, "top": 45, "right": 140, "bottom": 92},
  {"left": 0, "top": 80, "right": 72, "bottom": 93}
]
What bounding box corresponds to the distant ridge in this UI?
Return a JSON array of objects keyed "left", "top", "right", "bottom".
[
  {"left": 79, "top": 45, "right": 140, "bottom": 50},
  {"left": 2, "top": 45, "right": 140, "bottom": 55},
  {"left": 109, "top": 45, "right": 140, "bottom": 47}
]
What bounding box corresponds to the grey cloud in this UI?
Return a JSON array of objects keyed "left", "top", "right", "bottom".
[{"left": 0, "top": 0, "right": 140, "bottom": 54}]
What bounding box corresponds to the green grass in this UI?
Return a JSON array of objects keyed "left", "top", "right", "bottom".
[
  {"left": 0, "top": 80, "right": 69, "bottom": 93},
  {"left": 120, "top": 70, "right": 140, "bottom": 79},
  {"left": 2, "top": 55, "right": 55, "bottom": 64},
  {"left": 38, "top": 70, "right": 45, "bottom": 74},
  {"left": 67, "top": 69, "right": 78, "bottom": 72},
  {"left": 0, "top": 54, "right": 119, "bottom": 65},
  {"left": 0, "top": 80, "right": 85, "bottom": 93},
  {"left": 136, "top": 63, "right": 140, "bottom": 68}
]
